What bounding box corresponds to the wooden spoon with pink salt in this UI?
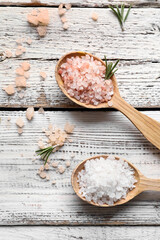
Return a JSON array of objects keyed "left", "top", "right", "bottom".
[{"left": 55, "top": 51, "right": 160, "bottom": 150}]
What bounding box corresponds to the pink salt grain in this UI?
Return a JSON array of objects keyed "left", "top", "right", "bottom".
[
  {"left": 40, "top": 171, "right": 46, "bottom": 179},
  {"left": 26, "top": 107, "right": 34, "bottom": 120},
  {"left": 63, "top": 22, "right": 69, "bottom": 30},
  {"left": 64, "top": 122, "right": 74, "bottom": 133},
  {"left": 92, "top": 12, "right": 98, "bottom": 21},
  {"left": 65, "top": 160, "right": 70, "bottom": 167},
  {"left": 61, "top": 16, "right": 67, "bottom": 23},
  {"left": 16, "top": 67, "right": 24, "bottom": 76},
  {"left": 15, "top": 76, "right": 26, "bottom": 88},
  {"left": 26, "top": 38, "right": 32, "bottom": 45},
  {"left": 21, "top": 61, "right": 30, "bottom": 71},
  {"left": 58, "top": 165, "right": 65, "bottom": 174},
  {"left": 58, "top": 8, "right": 66, "bottom": 16},
  {"left": 52, "top": 161, "right": 58, "bottom": 168},
  {"left": 58, "top": 55, "right": 114, "bottom": 106},
  {"left": 37, "top": 26, "right": 47, "bottom": 37},
  {"left": 40, "top": 71, "right": 47, "bottom": 79},
  {"left": 16, "top": 117, "right": 24, "bottom": 128},
  {"left": 65, "top": 3, "right": 71, "bottom": 10},
  {"left": 5, "top": 85, "right": 15, "bottom": 95},
  {"left": 5, "top": 50, "right": 12, "bottom": 58},
  {"left": 18, "top": 127, "right": 23, "bottom": 135}
]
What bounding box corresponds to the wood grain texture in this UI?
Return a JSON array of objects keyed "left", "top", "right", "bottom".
[
  {"left": 1, "top": 0, "right": 160, "bottom": 7},
  {"left": 1, "top": 110, "right": 160, "bottom": 225},
  {"left": 1, "top": 226, "right": 160, "bottom": 239},
  {"left": 1, "top": 8, "right": 160, "bottom": 61}
]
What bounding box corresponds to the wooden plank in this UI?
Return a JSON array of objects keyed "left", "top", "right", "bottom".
[
  {"left": 0, "top": 8, "right": 160, "bottom": 61},
  {"left": 0, "top": 0, "right": 160, "bottom": 7},
  {"left": 0, "top": 110, "right": 160, "bottom": 225},
  {"left": 1, "top": 226, "right": 160, "bottom": 239},
  {"left": 1, "top": 59, "right": 160, "bottom": 108},
  {"left": 0, "top": 7, "right": 160, "bottom": 108}
]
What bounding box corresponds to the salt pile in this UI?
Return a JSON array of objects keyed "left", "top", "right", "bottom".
[
  {"left": 77, "top": 156, "right": 136, "bottom": 205},
  {"left": 58, "top": 55, "right": 114, "bottom": 105}
]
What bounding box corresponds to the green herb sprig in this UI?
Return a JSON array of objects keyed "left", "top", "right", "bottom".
[
  {"left": 104, "top": 56, "right": 119, "bottom": 80},
  {"left": 109, "top": 4, "right": 131, "bottom": 31},
  {"left": 36, "top": 145, "right": 59, "bottom": 165}
]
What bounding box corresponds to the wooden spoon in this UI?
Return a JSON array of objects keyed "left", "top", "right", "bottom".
[
  {"left": 71, "top": 155, "right": 160, "bottom": 207},
  {"left": 55, "top": 51, "right": 160, "bottom": 150}
]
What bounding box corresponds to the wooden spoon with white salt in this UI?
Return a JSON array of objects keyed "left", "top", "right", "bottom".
[
  {"left": 71, "top": 155, "right": 160, "bottom": 207},
  {"left": 55, "top": 51, "right": 160, "bottom": 150}
]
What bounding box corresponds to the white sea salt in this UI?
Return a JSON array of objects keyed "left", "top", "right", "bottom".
[{"left": 77, "top": 156, "right": 137, "bottom": 205}]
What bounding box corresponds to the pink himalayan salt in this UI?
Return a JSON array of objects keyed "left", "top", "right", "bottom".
[
  {"left": 16, "top": 67, "right": 24, "bottom": 76},
  {"left": 5, "top": 50, "right": 12, "bottom": 58},
  {"left": 65, "top": 3, "right": 71, "bottom": 10},
  {"left": 92, "top": 12, "right": 98, "bottom": 21},
  {"left": 5, "top": 85, "right": 15, "bottom": 95},
  {"left": 63, "top": 22, "right": 69, "bottom": 30},
  {"left": 16, "top": 117, "right": 24, "bottom": 128},
  {"left": 21, "top": 61, "right": 30, "bottom": 71},
  {"left": 37, "top": 26, "right": 47, "bottom": 37},
  {"left": 26, "top": 107, "right": 34, "bottom": 120},
  {"left": 26, "top": 38, "right": 32, "bottom": 45},
  {"left": 40, "top": 71, "right": 47, "bottom": 79},
  {"left": 15, "top": 76, "right": 26, "bottom": 88},
  {"left": 64, "top": 122, "right": 74, "bottom": 133},
  {"left": 58, "top": 55, "right": 114, "bottom": 106}
]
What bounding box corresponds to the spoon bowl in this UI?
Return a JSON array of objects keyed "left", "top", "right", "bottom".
[
  {"left": 55, "top": 51, "right": 160, "bottom": 150},
  {"left": 71, "top": 155, "right": 160, "bottom": 207},
  {"left": 55, "top": 51, "right": 120, "bottom": 109}
]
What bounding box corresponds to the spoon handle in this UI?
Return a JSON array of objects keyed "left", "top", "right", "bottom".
[
  {"left": 113, "top": 95, "right": 160, "bottom": 150},
  {"left": 139, "top": 176, "right": 160, "bottom": 191}
]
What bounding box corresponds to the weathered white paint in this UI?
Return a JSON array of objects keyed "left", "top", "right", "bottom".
[
  {"left": 0, "top": 59, "right": 160, "bottom": 108},
  {"left": 1, "top": 226, "right": 160, "bottom": 239},
  {"left": 0, "top": 110, "right": 160, "bottom": 225},
  {"left": 0, "top": 8, "right": 159, "bottom": 61},
  {"left": 0, "top": 0, "right": 160, "bottom": 7}
]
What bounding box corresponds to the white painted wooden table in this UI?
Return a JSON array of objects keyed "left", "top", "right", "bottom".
[{"left": 0, "top": 0, "right": 160, "bottom": 239}]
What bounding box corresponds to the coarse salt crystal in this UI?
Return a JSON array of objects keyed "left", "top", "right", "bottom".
[
  {"left": 16, "top": 117, "right": 24, "bottom": 128},
  {"left": 77, "top": 156, "right": 136, "bottom": 206},
  {"left": 40, "top": 71, "right": 47, "bottom": 79},
  {"left": 26, "top": 107, "right": 34, "bottom": 121},
  {"left": 4, "top": 85, "right": 15, "bottom": 95},
  {"left": 91, "top": 12, "right": 98, "bottom": 21}
]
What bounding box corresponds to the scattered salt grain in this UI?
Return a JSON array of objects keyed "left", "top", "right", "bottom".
[
  {"left": 7, "top": 117, "right": 11, "bottom": 121},
  {"left": 52, "top": 161, "right": 58, "bottom": 168},
  {"left": 44, "top": 163, "right": 49, "bottom": 170},
  {"left": 26, "top": 38, "right": 32, "bottom": 45},
  {"left": 24, "top": 71, "right": 30, "bottom": 79},
  {"left": 37, "top": 26, "right": 47, "bottom": 37},
  {"left": 26, "top": 107, "right": 34, "bottom": 121},
  {"left": 64, "top": 122, "right": 74, "bottom": 133},
  {"left": 38, "top": 107, "right": 45, "bottom": 114},
  {"left": 40, "top": 171, "right": 46, "bottom": 179},
  {"left": 61, "top": 16, "right": 67, "bottom": 23},
  {"left": 4, "top": 85, "right": 15, "bottom": 95},
  {"left": 77, "top": 156, "right": 136, "bottom": 206},
  {"left": 65, "top": 160, "right": 70, "bottom": 167},
  {"left": 71, "top": 153, "right": 75, "bottom": 158},
  {"left": 39, "top": 166, "right": 44, "bottom": 172},
  {"left": 58, "top": 8, "right": 66, "bottom": 16},
  {"left": 18, "top": 127, "right": 23, "bottom": 135},
  {"left": 21, "top": 61, "right": 30, "bottom": 71},
  {"left": 15, "top": 76, "right": 26, "bottom": 88},
  {"left": 40, "top": 71, "right": 47, "bottom": 79},
  {"left": 58, "top": 55, "right": 114, "bottom": 105},
  {"left": 16, "top": 117, "right": 24, "bottom": 128},
  {"left": 58, "top": 165, "right": 65, "bottom": 174},
  {"left": 16, "top": 67, "right": 24, "bottom": 76},
  {"left": 63, "top": 22, "right": 69, "bottom": 30},
  {"left": 5, "top": 50, "right": 12, "bottom": 58},
  {"left": 18, "top": 92, "right": 25, "bottom": 99},
  {"left": 91, "top": 12, "right": 98, "bottom": 21}
]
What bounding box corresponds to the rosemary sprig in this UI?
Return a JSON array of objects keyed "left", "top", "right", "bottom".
[
  {"left": 36, "top": 145, "right": 59, "bottom": 165},
  {"left": 104, "top": 56, "right": 119, "bottom": 80},
  {"left": 109, "top": 4, "right": 131, "bottom": 31}
]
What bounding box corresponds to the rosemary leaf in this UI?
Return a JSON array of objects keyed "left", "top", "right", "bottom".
[
  {"left": 36, "top": 144, "right": 59, "bottom": 165},
  {"left": 124, "top": 5, "right": 131, "bottom": 22},
  {"left": 109, "top": 4, "right": 131, "bottom": 31},
  {"left": 104, "top": 56, "right": 119, "bottom": 80}
]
